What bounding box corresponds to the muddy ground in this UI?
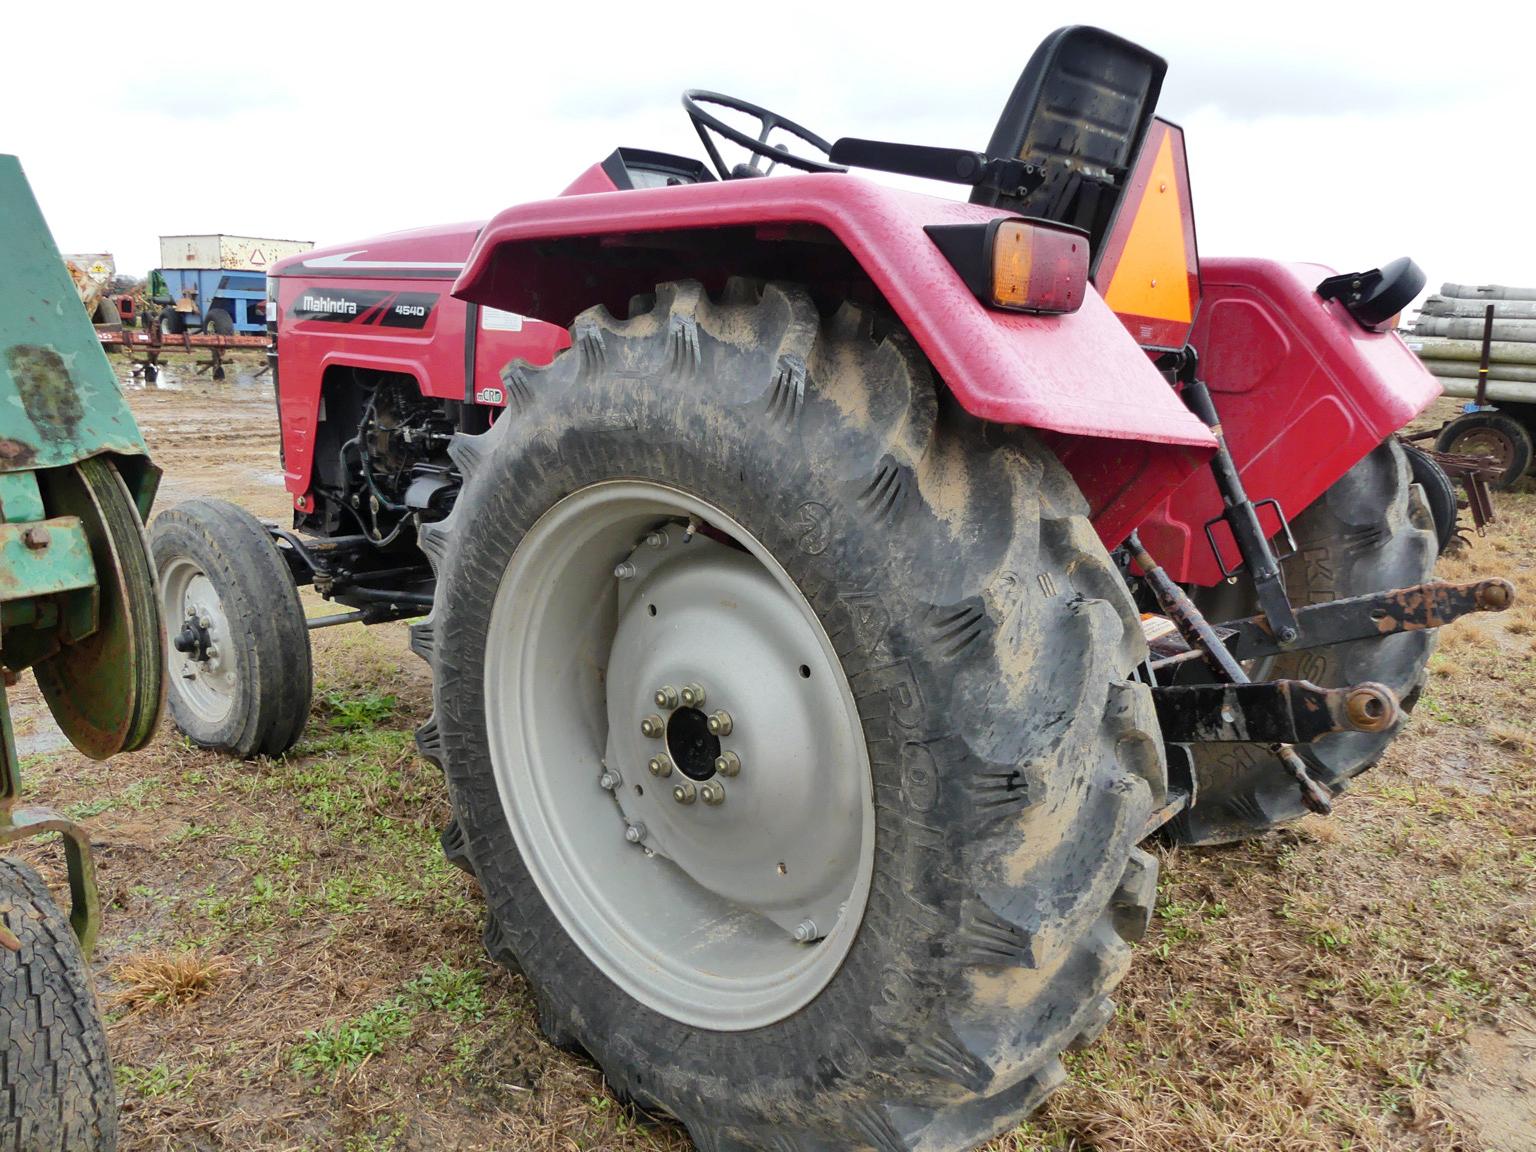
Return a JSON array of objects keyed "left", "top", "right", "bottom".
[{"left": 7, "top": 355, "right": 1535, "bottom": 1151}]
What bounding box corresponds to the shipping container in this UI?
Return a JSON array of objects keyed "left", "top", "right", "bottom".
[{"left": 157, "top": 234, "right": 313, "bottom": 272}]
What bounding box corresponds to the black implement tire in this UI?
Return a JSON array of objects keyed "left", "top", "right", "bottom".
[
  {"left": 1435, "top": 410, "right": 1534, "bottom": 489},
  {"left": 414, "top": 280, "right": 1166, "bottom": 1150},
  {"left": 90, "top": 299, "right": 121, "bottom": 328},
  {"left": 1402, "top": 441, "right": 1459, "bottom": 553},
  {"left": 0, "top": 859, "right": 117, "bottom": 1151},
  {"left": 1171, "top": 440, "right": 1438, "bottom": 845},
  {"left": 159, "top": 310, "right": 184, "bottom": 336},
  {"left": 149, "top": 498, "right": 312, "bottom": 757},
  {"left": 202, "top": 308, "right": 234, "bottom": 337}
]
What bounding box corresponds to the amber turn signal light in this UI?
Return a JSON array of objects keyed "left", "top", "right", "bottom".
[{"left": 926, "top": 218, "right": 1089, "bottom": 314}]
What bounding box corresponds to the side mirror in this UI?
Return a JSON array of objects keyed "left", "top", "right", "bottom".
[{"left": 1317, "top": 258, "right": 1425, "bottom": 332}]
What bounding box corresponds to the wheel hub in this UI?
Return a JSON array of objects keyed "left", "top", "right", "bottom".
[
  {"left": 664, "top": 705, "right": 720, "bottom": 780},
  {"left": 483, "top": 481, "right": 875, "bottom": 1030},
  {"left": 158, "top": 563, "right": 236, "bottom": 725}
]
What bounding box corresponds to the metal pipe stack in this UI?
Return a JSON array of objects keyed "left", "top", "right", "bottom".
[{"left": 1404, "top": 283, "right": 1536, "bottom": 404}]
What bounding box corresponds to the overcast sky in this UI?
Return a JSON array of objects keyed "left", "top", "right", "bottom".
[{"left": 6, "top": 2, "right": 1531, "bottom": 300}]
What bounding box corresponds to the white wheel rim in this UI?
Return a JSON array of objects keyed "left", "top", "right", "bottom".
[
  {"left": 160, "top": 557, "right": 238, "bottom": 727},
  {"left": 483, "top": 481, "right": 876, "bottom": 1030}
]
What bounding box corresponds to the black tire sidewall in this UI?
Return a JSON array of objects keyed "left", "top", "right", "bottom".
[
  {"left": 149, "top": 500, "right": 312, "bottom": 757},
  {"left": 436, "top": 408, "right": 972, "bottom": 1105},
  {"left": 0, "top": 859, "right": 116, "bottom": 1150}
]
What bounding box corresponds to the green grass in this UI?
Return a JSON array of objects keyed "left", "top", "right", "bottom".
[
  {"left": 320, "top": 690, "right": 397, "bottom": 731},
  {"left": 289, "top": 964, "right": 488, "bottom": 1076},
  {"left": 291, "top": 998, "right": 415, "bottom": 1075}
]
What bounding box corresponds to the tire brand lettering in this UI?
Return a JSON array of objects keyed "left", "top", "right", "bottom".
[
  {"left": 794, "top": 500, "right": 831, "bottom": 555},
  {"left": 900, "top": 741, "right": 939, "bottom": 812},
  {"left": 844, "top": 592, "right": 890, "bottom": 650},
  {"left": 1302, "top": 546, "right": 1335, "bottom": 595},
  {"left": 869, "top": 660, "right": 923, "bottom": 728},
  {"left": 826, "top": 1027, "right": 871, "bottom": 1079}
]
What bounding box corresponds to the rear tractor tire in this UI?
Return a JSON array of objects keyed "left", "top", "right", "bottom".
[
  {"left": 1171, "top": 439, "right": 1439, "bottom": 845},
  {"left": 415, "top": 280, "right": 1167, "bottom": 1150},
  {"left": 149, "top": 498, "right": 312, "bottom": 757},
  {"left": 0, "top": 859, "right": 117, "bottom": 1151}
]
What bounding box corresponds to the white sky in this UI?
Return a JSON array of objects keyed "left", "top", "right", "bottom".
[{"left": 6, "top": 1, "right": 1532, "bottom": 299}]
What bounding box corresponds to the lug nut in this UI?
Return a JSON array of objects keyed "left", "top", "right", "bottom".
[
  {"left": 640, "top": 714, "right": 665, "bottom": 738},
  {"left": 672, "top": 781, "right": 697, "bottom": 805},
  {"left": 644, "top": 531, "right": 668, "bottom": 549},
  {"left": 679, "top": 683, "right": 706, "bottom": 708},
  {"left": 625, "top": 822, "right": 647, "bottom": 844},
  {"left": 654, "top": 685, "right": 679, "bottom": 709},
  {"left": 699, "top": 780, "right": 725, "bottom": 806},
  {"left": 20, "top": 526, "right": 50, "bottom": 550},
  {"left": 714, "top": 751, "right": 741, "bottom": 777},
  {"left": 599, "top": 768, "right": 622, "bottom": 791},
  {"left": 706, "top": 710, "right": 733, "bottom": 736},
  {"left": 647, "top": 754, "right": 674, "bottom": 778},
  {"left": 614, "top": 561, "right": 638, "bottom": 580},
  {"left": 792, "top": 919, "right": 818, "bottom": 943}
]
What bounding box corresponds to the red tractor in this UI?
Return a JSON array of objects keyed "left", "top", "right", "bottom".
[{"left": 148, "top": 27, "right": 1513, "bottom": 1150}]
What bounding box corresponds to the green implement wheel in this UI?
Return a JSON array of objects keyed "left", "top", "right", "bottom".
[{"left": 32, "top": 455, "right": 164, "bottom": 759}]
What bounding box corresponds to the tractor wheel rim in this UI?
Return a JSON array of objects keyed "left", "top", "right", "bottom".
[
  {"left": 483, "top": 480, "right": 875, "bottom": 1031},
  {"left": 1451, "top": 427, "right": 1515, "bottom": 470},
  {"left": 159, "top": 558, "right": 237, "bottom": 726}
]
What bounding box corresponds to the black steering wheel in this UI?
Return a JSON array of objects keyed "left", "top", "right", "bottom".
[{"left": 683, "top": 91, "right": 845, "bottom": 180}]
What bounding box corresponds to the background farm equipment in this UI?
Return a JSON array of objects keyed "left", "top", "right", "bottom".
[
  {"left": 144, "top": 25, "right": 1516, "bottom": 1152},
  {"left": 2, "top": 154, "right": 167, "bottom": 1151},
  {"left": 1403, "top": 284, "right": 1536, "bottom": 490},
  {"left": 151, "top": 234, "right": 312, "bottom": 336},
  {"left": 63, "top": 252, "right": 136, "bottom": 330}
]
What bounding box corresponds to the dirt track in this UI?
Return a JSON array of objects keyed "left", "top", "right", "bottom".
[{"left": 8, "top": 363, "right": 1536, "bottom": 1151}]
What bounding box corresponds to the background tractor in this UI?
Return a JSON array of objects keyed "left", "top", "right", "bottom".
[
  {"left": 148, "top": 26, "right": 1514, "bottom": 1151},
  {"left": 2, "top": 155, "right": 166, "bottom": 1152}
]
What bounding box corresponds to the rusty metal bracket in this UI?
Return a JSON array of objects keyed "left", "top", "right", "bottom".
[
  {"left": 1210, "top": 578, "right": 1515, "bottom": 664},
  {"left": 1, "top": 685, "right": 101, "bottom": 958},
  {"left": 1153, "top": 679, "right": 1401, "bottom": 745},
  {"left": 0, "top": 808, "right": 100, "bottom": 959}
]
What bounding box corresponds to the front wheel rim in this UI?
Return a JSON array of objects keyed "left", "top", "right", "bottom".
[
  {"left": 483, "top": 480, "right": 875, "bottom": 1031},
  {"left": 159, "top": 557, "right": 237, "bottom": 727}
]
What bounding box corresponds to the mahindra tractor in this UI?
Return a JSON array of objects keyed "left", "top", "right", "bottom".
[{"left": 148, "top": 27, "right": 1514, "bottom": 1151}]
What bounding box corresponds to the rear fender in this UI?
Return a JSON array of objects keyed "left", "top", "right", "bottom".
[
  {"left": 1137, "top": 258, "right": 1441, "bottom": 585},
  {"left": 454, "top": 173, "right": 1214, "bottom": 546}
]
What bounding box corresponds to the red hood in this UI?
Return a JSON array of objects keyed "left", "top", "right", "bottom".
[{"left": 270, "top": 221, "right": 485, "bottom": 278}]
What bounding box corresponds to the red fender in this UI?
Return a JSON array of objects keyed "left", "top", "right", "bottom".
[
  {"left": 454, "top": 172, "right": 1214, "bottom": 548},
  {"left": 1137, "top": 259, "right": 1440, "bottom": 585}
]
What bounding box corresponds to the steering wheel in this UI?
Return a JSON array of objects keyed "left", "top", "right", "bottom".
[{"left": 683, "top": 91, "right": 845, "bottom": 180}]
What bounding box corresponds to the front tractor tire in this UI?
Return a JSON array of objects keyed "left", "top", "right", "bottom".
[
  {"left": 415, "top": 280, "right": 1167, "bottom": 1150},
  {"left": 1172, "top": 439, "right": 1439, "bottom": 845},
  {"left": 149, "top": 498, "right": 312, "bottom": 758}
]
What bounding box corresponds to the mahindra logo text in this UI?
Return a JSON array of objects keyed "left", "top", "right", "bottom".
[{"left": 301, "top": 295, "right": 357, "bottom": 315}]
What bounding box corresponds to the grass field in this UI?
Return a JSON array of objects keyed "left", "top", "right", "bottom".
[{"left": 8, "top": 378, "right": 1534, "bottom": 1151}]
